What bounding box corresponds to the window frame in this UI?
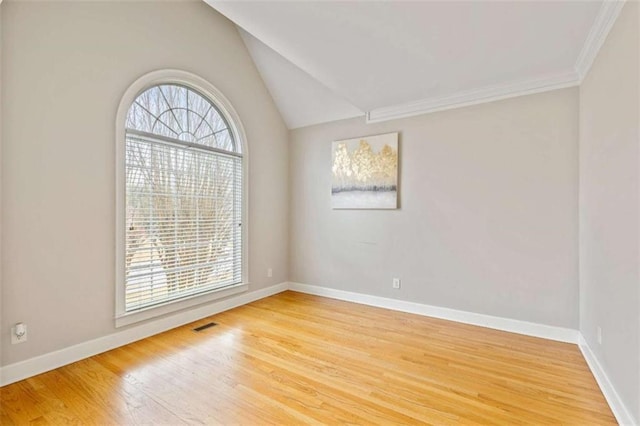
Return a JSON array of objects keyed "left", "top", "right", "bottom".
[{"left": 115, "top": 70, "right": 249, "bottom": 328}]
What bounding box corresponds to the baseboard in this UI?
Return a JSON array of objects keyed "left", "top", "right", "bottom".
[
  {"left": 578, "top": 334, "right": 638, "bottom": 426},
  {"left": 289, "top": 282, "right": 579, "bottom": 344},
  {"left": 0, "top": 282, "right": 289, "bottom": 387}
]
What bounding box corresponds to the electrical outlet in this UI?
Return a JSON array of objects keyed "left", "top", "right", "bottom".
[
  {"left": 267, "top": 268, "right": 273, "bottom": 278},
  {"left": 11, "top": 323, "right": 27, "bottom": 344},
  {"left": 597, "top": 326, "right": 602, "bottom": 345},
  {"left": 392, "top": 278, "right": 401, "bottom": 289}
]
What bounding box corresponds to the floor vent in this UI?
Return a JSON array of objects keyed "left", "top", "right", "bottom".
[{"left": 193, "top": 322, "right": 218, "bottom": 332}]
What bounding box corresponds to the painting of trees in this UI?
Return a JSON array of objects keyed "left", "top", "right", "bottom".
[{"left": 331, "top": 133, "right": 398, "bottom": 209}]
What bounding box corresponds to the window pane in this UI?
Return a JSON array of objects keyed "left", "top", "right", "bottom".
[
  {"left": 123, "top": 84, "right": 243, "bottom": 313},
  {"left": 125, "top": 135, "right": 242, "bottom": 312},
  {"left": 127, "top": 84, "right": 237, "bottom": 153}
]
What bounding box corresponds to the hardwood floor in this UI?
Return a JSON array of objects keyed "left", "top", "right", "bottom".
[{"left": 1, "top": 291, "right": 615, "bottom": 425}]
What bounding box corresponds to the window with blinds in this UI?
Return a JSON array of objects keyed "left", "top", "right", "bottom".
[{"left": 123, "top": 84, "right": 243, "bottom": 313}]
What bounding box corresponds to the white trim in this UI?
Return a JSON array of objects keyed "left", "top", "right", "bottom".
[
  {"left": 115, "top": 283, "right": 248, "bottom": 328},
  {"left": 289, "top": 282, "right": 579, "bottom": 344},
  {"left": 365, "top": 71, "right": 579, "bottom": 124},
  {"left": 578, "top": 334, "right": 638, "bottom": 425},
  {"left": 0, "top": 282, "right": 288, "bottom": 387},
  {"left": 114, "top": 69, "right": 250, "bottom": 327},
  {"left": 575, "top": 0, "right": 627, "bottom": 81}
]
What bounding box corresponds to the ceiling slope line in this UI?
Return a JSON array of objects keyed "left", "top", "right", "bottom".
[
  {"left": 237, "top": 28, "right": 363, "bottom": 130},
  {"left": 575, "top": 0, "right": 627, "bottom": 81},
  {"left": 366, "top": 71, "right": 579, "bottom": 124}
]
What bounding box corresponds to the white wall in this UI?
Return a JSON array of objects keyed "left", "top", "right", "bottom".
[
  {"left": 579, "top": 1, "right": 640, "bottom": 422},
  {"left": 290, "top": 88, "right": 579, "bottom": 328},
  {"left": 0, "top": 1, "right": 289, "bottom": 366}
]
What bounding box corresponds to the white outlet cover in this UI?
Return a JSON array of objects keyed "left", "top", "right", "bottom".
[
  {"left": 392, "top": 278, "right": 401, "bottom": 289},
  {"left": 11, "top": 324, "right": 28, "bottom": 344}
]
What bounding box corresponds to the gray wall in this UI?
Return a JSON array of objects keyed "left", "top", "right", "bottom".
[
  {"left": 579, "top": 2, "right": 640, "bottom": 422},
  {"left": 1, "top": 1, "right": 289, "bottom": 366},
  {"left": 290, "top": 88, "right": 579, "bottom": 328}
]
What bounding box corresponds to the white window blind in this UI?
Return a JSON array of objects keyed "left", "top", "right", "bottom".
[{"left": 123, "top": 84, "right": 243, "bottom": 313}]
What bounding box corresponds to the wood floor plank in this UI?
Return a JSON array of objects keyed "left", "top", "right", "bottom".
[{"left": 0, "top": 291, "right": 616, "bottom": 425}]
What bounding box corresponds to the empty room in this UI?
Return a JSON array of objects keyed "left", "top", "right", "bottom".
[{"left": 0, "top": 0, "right": 639, "bottom": 424}]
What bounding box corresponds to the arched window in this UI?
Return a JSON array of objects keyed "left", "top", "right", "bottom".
[{"left": 116, "top": 72, "right": 247, "bottom": 326}]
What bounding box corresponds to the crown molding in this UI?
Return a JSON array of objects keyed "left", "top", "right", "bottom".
[
  {"left": 366, "top": 0, "right": 627, "bottom": 125},
  {"left": 575, "top": 0, "right": 627, "bottom": 81},
  {"left": 366, "top": 71, "right": 579, "bottom": 124}
]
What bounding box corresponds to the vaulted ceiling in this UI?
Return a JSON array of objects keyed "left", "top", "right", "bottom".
[{"left": 206, "top": 1, "right": 622, "bottom": 129}]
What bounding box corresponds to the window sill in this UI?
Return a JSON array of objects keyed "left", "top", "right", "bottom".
[{"left": 115, "top": 282, "right": 248, "bottom": 328}]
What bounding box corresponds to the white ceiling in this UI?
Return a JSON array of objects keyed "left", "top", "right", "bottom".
[
  {"left": 207, "top": 1, "right": 611, "bottom": 129},
  {"left": 239, "top": 29, "right": 363, "bottom": 129}
]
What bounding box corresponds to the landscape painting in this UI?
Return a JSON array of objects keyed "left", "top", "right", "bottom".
[{"left": 331, "top": 132, "right": 398, "bottom": 209}]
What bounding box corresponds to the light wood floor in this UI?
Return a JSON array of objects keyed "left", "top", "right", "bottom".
[{"left": 1, "top": 291, "right": 615, "bottom": 425}]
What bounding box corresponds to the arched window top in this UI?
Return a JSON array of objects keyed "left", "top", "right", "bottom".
[{"left": 126, "top": 84, "right": 239, "bottom": 154}]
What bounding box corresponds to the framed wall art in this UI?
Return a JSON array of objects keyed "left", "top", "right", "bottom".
[{"left": 331, "top": 132, "right": 398, "bottom": 209}]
